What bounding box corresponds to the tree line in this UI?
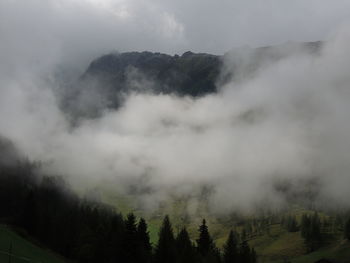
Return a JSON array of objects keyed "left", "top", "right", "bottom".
[
  {"left": 0, "top": 142, "right": 256, "bottom": 263},
  {"left": 2, "top": 138, "right": 350, "bottom": 262},
  {"left": 281, "top": 212, "right": 350, "bottom": 252}
]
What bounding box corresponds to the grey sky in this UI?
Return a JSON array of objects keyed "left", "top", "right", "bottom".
[
  {"left": 2, "top": 0, "right": 350, "bottom": 70},
  {"left": 151, "top": 0, "right": 350, "bottom": 53}
]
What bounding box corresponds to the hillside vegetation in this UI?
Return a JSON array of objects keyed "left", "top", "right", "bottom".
[
  {"left": 63, "top": 42, "right": 322, "bottom": 120},
  {"left": 97, "top": 186, "right": 350, "bottom": 263},
  {"left": 0, "top": 225, "right": 67, "bottom": 263}
]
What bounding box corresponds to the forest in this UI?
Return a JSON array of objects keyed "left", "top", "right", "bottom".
[
  {"left": 1, "top": 137, "right": 350, "bottom": 263},
  {"left": 0, "top": 139, "right": 258, "bottom": 263}
]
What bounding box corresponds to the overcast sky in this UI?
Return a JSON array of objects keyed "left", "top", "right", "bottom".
[
  {"left": 146, "top": 0, "right": 350, "bottom": 53},
  {"left": 2, "top": 0, "right": 350, "bottom": 70}
]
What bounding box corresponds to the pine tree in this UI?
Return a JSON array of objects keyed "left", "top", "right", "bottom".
[
  {"left": 176, "top": 227, "right": 197, "bottom": 263},
  {"left": 154, "top": 215, "right": 176, "bottom": 263},
  {"left": 125, "top": 213, "right": 137, "bottom": 234},
  {"left": 241, "top": 228, "right": 247, "bottom": 241},
  {"left": 310, "top": 212, "right": 322, "bottom": 250},
  {"left": 122, "top": 213, "right": 140, "bottom": 263},
  {"left": 300, "top": 213, "right": 322, "bottom": 252},
  {"left": 196, "top": 219, "right": 220, "bottom": 263},
  {"left": 239, "top": 241, "right": 251, "bottom": 263},
  {"left": 312, "top": 213, "right": 321, "bottom": 234},
  {"left": 286, "top": 215, "right": 298, "bottom": 232},
  {"left": 223, "top": 230, "right": 238, "bottom": 263},
  {"left": 301, "top": 214, "right": 311, "bottom": 239},
  {"left": 137, "top": 218, "right": 152, "bottom": 263},
  {"left": 345, "top": 217, "right": 350, "bottom": 241},
  {"left": 281, "top": 215, "right": 285, "bottom": 227},
  {"left": 109, "top": 214, "right": 124, "bottom": 263},
  {"left": 250, "top": 247, "right": 257, "bottom": 263},
  {"left": 197, "top": 219, "right": 214, "bottom": 256}
]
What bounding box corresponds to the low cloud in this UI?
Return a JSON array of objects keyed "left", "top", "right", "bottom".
[{"left": 2, "top": 0, "right": 350, "bottom": 214}]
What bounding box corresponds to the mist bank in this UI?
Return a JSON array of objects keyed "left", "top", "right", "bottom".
[
  {"left": 2, "top": 11, "right": 350, "bottom": 213},
  {"left": 63, "top": 41, "right": 321, "bottom": 121}
]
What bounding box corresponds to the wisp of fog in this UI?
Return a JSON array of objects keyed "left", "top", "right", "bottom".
[{"left": 2, "top": 0, "right": 350, "bottom": 213}]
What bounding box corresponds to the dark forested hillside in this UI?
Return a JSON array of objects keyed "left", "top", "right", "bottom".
[
  {"left": 64, "top": 51, "right": 222, "bottom": 119},
  {"left": 0, "top": 136, "right": 257, "bottom": 263},
  {"left": 86, "top": 51, "right": 222, "bottom": 96},
  {"left": 2, "top": 139, "right": 349, "bottom": 263},
  {"left": 63, "top": 41, "right": 322, "bottom": 120}
]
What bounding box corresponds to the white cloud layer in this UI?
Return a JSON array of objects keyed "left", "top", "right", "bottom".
[{"left": 2, "top": 0, "right": 350, "bottom": 213}]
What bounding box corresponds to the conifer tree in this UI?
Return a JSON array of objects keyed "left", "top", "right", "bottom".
[
  {"left": 122, "top": 213, "right": 140, "bottom": 263},
  {"left": 310, "top": 212, "right": 322, "bottom": 250},
  {"left": 301, "top": 214, "right": 311, "bottom": 239},
  {"left": 300, "top": 213, "right": 322, "bottom": 251},
  {"left": 197, "top": 219, "right": 215, "bottom": 256},
  {"left": 154, "top": 215, "right": 176, "bottom": 263},
  {"left": 196, "top": 219, "right": 221, "bottom": 263},
  {"left": 122, "top": 213, "right": 139, "bottom": 262},
  {"left": 223, "top": 230, "right": 238, "bottom": 263},
  {"left": 250, "top": 247, "right": 257, "bottom": 263},
  {"left": 109, "top": 214, "right": 124, "bottom": 262},
  {"left": 345, "top": 217, "right": 350, "bottom": 241},
  {"left": 239, "top": 241, "right": 251, "bottom": 263},
  {"left": 286, "top": 215, "right": 298, "bottom": 232},
  {"left": 137, "top": 218, "right": 152, "bottom": 263},
  {"left": 125, "top": 213, "right": 137, "bottom": 233},
  {"left": 241, "top": 228, "right": 247, "bottom": 241},
  {"left": 176, "top": 227, "right": 197, "bottom": 263},
  {"left": 311, "top": 213, "right": 321, "bottom": 236}
]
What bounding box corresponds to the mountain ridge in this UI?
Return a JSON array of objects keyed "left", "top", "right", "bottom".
[{"left": 63, "top": 41, "right": 322, "bottom": 119}]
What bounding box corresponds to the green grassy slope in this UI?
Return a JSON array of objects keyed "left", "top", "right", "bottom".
[
  {"left": 0, "top": 225, "right": 68, "bottom": 263},
  {"left": 260, "top": 238, "right": 350, "bottom": 263},
  {"left": 291, "top": 243, "right": 350, "bottom": 263},
  {"left": 96, "top": 185, "right": 350, "bottom": 263}
]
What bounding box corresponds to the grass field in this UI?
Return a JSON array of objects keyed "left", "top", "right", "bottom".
[
  {"left": 261, "top": 241, "right": 350, "bottom": 263},
  {"left": 290, "top": 241, "right": 350, "bottom": 263},
  {"left": 0, "top": 225, "right": 67, "bottom": 263},
  {"left": 97, "top": 184, "right": 350, "bottom": 263}
]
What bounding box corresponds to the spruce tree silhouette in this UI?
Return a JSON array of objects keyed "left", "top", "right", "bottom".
[
  {"left": 197, "top": 219, "right": 214, "bottom": 256},
  {"left": 345, "top": 217, "right": 350, "bottom": 241},
  {"left": 196, "top": 219, "right": 221, "bottom": 263},
  {"left": 154, "top": 215, "right": 176, "bottom": 263},
  {"left": 223, "top": 230, "right": 238, "bottom": 263},
  {"left": 239, "top": 241, "right": 251, "bottom": 263},
  {"left": 137, "top": 217, "right": 152, "bottom": 263},
  {"left": 176, "top": 227, "right": 198, "bottom": 263},
  {"left": 122, "top": 213, "right": 139, "bottom": 263}
]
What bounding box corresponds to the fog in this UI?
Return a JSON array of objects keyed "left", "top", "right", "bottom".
[{"left": 2, "top": 0, "right": 350, "bottom": 213}]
